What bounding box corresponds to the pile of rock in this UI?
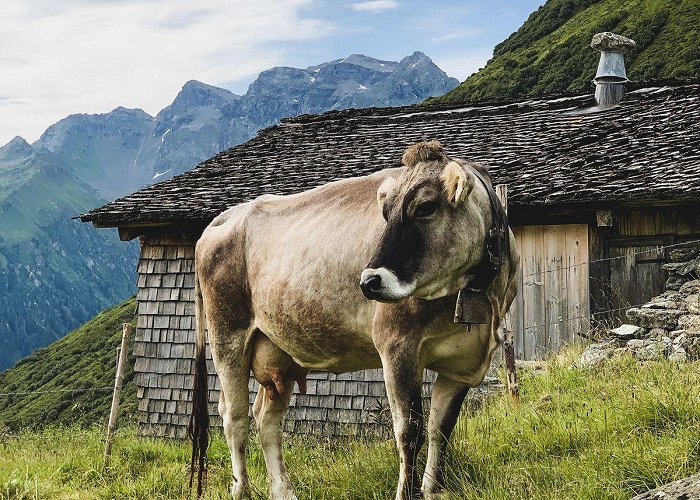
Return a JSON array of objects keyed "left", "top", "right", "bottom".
[
  {"left": 579, "top": 243, "right": 700, "bottom": 367},
  {"left": 632, "top": 473, "right": 700, "bottom": 499}
]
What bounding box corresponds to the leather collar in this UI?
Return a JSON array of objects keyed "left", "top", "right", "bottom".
[{"left": 453, "top": 167, "right": 510, "bottom": 324}]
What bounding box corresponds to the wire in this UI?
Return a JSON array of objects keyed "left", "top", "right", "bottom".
[
  {"left": 0, "top": 386, "right": 114, "bottom": 398},
  {"left": 520, "top": 298, "right": 671, "bottom": 333},
  {"left": 520, "top": 238, "right": 700, "bottom": 279}
]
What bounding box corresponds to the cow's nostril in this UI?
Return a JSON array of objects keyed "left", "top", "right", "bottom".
[
  {"left": 360, "top": 274, "right": 383, "bottom": 298},
  {"left": 366, "top": 275, "right": 382, "bottom": 293}
]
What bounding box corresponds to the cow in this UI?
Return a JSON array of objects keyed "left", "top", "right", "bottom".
[{"left": 188, "top": 140, "right": 519, "bottom": 500}]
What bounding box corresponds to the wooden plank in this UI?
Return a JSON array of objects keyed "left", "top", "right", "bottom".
[
  {"left": 675, "top": 209, "right": 693, "bottom": 236},
  {"left": 588, "top": 225, "right": 611, "bottom": 320},
  {"left": 533, "top": 226, "right": 547, "bottom": 358},
  {"left": 517, "top": 224, "right": 592, "bottom": 359},
  {"left": 520, "top": 226, "right": 546, "bottom": 359},
  {"left": 544, "top": 225, "right": 568, "bottom": 353},
  {"left": 565, "top": 225, "right": 590, "bottom": 344},
  {"left": 608, "top": 239, "right": 666, "bottom": 323},
  {"left": 510, "top": 227, "right": 526, "bottom": 359}
]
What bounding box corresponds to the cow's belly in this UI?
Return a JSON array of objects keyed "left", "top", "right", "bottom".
[{"left": 252, "top": 297, "right": 381, "bottom": 373}]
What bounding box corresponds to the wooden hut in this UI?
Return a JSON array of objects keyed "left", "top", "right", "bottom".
[{"left": 81, "top": 81, "right": 700, "bottom": 438}]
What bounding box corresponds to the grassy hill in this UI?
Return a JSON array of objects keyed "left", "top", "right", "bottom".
[
  {"left": 432, "top": 0, "right": 700, "bottom": 104},
  {"left": 0, "top": 298, "right": 137, "bottom": 430}
]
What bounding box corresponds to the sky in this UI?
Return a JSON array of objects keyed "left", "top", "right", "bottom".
[{"left": 0, "top": 0, "right": 544, "bottom": 146}]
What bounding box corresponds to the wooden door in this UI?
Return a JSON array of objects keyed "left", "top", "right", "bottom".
[
  {"left": 605, "top": 239, "right": 668, "bottom": 324},
  {"left": 510, "top": 224, "right": 589, "bottom": 360}
]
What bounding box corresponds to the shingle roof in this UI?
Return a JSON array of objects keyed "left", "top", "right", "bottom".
[{"left": 81, "top": 82, "right": 700, "bottom": 227}]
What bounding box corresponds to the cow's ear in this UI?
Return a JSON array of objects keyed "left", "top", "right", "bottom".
[
  {"left": 377, "top": 177, "right": 397, "bottom": 207},
  {"left": 441, "top": 161, "right": 474, "bottom": 207}
]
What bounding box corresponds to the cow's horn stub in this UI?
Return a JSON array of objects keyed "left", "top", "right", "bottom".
[{"left": 402, "top": 140, "right": 446, "bottom": 168}]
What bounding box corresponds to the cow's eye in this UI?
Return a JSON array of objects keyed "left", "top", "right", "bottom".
[{"left": 414, "top": 201, "right": 438, "bottom": 218}]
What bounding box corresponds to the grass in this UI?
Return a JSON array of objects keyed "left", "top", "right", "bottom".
[{"left": 2, "top": 352, "right": 700, "bottom": 499}]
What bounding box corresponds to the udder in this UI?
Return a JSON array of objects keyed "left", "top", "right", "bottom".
[{"left": 251, "top": 330, "right": 308, "bottom": 400}]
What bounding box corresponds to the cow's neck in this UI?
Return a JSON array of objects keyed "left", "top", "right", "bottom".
[{"left": 453, "top": 168, "right": 509, "bottom": 325}]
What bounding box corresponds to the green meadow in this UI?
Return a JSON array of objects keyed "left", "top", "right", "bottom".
[{"left": 2, "top": 351, "right": 699, "bottom": 499}]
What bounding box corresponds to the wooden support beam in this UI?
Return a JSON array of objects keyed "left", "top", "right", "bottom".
[
  {"left": 496, "top": 184, "right": 519, "bottom": 400},
  {"left": 104, "top": 323, "right": 132, "bottom": 468}
]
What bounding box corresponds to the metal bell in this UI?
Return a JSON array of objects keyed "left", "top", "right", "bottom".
[{"left": 454, "top": 288, "right": 491, "bottom": 327}]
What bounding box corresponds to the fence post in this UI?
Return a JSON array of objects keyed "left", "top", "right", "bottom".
[
  {"left": 104, "top": 323, "right": 132, "bottom": 468},
  {"left": 495, "top": 185, "right": 519, "bottom": 400}
]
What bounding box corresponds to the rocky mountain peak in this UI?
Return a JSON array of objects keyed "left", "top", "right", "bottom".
[
  {"left": 109, "top": 106, "right": 153, "bottom": 120},
  {"left": 339, "top": 54, "right": 398, "bottom": 72},
  {"left": 0, "top": 136, "right": 33, "bottom": 161},
  {"left": 398, "top": 51, "right": 435, "bottom": 68},
  {"left": 171, "top": 80, "right": 239, "bottom": 109}
]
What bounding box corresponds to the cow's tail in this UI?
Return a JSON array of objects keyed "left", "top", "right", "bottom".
[{"left": 188, "top": 269, "right": 209, "bottom": 498}]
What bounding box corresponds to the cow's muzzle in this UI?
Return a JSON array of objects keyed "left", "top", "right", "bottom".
[{"left": 359, "top": 267, "right": 416, "bottom": 302}]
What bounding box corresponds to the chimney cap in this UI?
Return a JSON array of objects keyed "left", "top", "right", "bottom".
[{"left": 591, "top": 32, "right": 636, "bottom": 53}]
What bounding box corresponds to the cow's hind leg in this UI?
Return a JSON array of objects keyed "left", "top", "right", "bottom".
[
  {"left": 253, "top": 380, "right": 297, "bottom": 500},
  {"left": 421, "top": 375, "right": 469, "bottom": 497},
  {"left": 208, "top": 324, "right": 255, "bottom": 499}
]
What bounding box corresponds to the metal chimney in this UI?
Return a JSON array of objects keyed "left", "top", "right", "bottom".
[{"left": 590, "top": 32, "right": 636, "bottom": 107}]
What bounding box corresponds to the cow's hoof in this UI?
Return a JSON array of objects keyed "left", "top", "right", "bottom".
[
  {"left": 269, "top": 484, "right": 298, "bottom": 500},
  {"left": 231, "top": 482, "right": 251, "bottom": 500},
  {"left": 423, "top": 491, "right": 449, "bottom": 500}
]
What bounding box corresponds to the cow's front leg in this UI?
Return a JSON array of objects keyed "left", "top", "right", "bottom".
[
  {"left": 421, "top": 375, "right": 469, "bottom": 497},
  {"left": 378, "top": 339, "right": 425, "bottom": 500}
]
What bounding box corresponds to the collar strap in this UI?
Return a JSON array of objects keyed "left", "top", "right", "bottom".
[{"left": 454, "top": 167, "right": 510, "bottom": 324}]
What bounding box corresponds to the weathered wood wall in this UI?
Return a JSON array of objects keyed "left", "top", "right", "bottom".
[
  {"left": 133, "top": 234, "right": 435, "bottom": 438},
  {"left": 510, "top": 224, "right": 590, "bottom": 360}
]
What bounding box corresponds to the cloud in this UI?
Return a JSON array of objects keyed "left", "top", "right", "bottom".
[
  {"left": 431, "top": 48, "right": 493, "bottom": 81},
  {"left": 351, "top": 1, "right": 398, "bottom": 13},
  {"left": 0, "top": 0, "right": 335, "bottom": 144},
  {"left": 431, "top": 28, "right": 484, "bottom": 43}
]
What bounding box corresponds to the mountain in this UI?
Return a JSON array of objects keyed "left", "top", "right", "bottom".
[
  {"left": 0, "top": 298, "right": 137, "bottom": 429},
  {"left": 0, "top": 140, "right": 138, "bottom": 371},
  {"left": 0, "top": 51, "right": 455, "bottom": 371},
  {"left": 31, "top": 52, "right": 457, "bottom": 199},
  {"left": 35, "top": 108, "right": 154, "bottom": 199},
  {"left": 432, "top": 0, "right": 700, "bottom": 104},
  {"left": 133, "top": 82, "right": 250, "bottom": 190},
  {"left": 334, "top": 52, "right": 458, "bottom": 109}
]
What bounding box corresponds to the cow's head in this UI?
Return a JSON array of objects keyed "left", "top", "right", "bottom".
[{"left": 360, "top": 141, "right": 490, "bottom": 302}]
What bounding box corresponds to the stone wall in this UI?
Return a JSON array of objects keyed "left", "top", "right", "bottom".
[
  {"left": 579, "top": 242, "right": 700, "bottom": 366},
  {"left": 133, "top": 234, "right": 436, "bottom": 439}
]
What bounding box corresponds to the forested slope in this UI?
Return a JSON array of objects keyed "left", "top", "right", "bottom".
[{"left": 433, "top": 0, "right": 699, "bottom": 104}]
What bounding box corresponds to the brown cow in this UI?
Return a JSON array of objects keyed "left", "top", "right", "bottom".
[{"left": 189, "top": 141, "right": 519, "bottom": 499}]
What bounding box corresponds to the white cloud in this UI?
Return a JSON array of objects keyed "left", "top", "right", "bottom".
[
  {"left": 431, "top": 48, "right": 493, "bottom": 81},
  {"left": 351, "top": 1, "right": 399, "bottom": 13},
  {"left": 431, "top": 28, "right": 485, "bottom": 44},
  {"left": 0, "top": 0, "right": 335, "bottom": 144}
]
